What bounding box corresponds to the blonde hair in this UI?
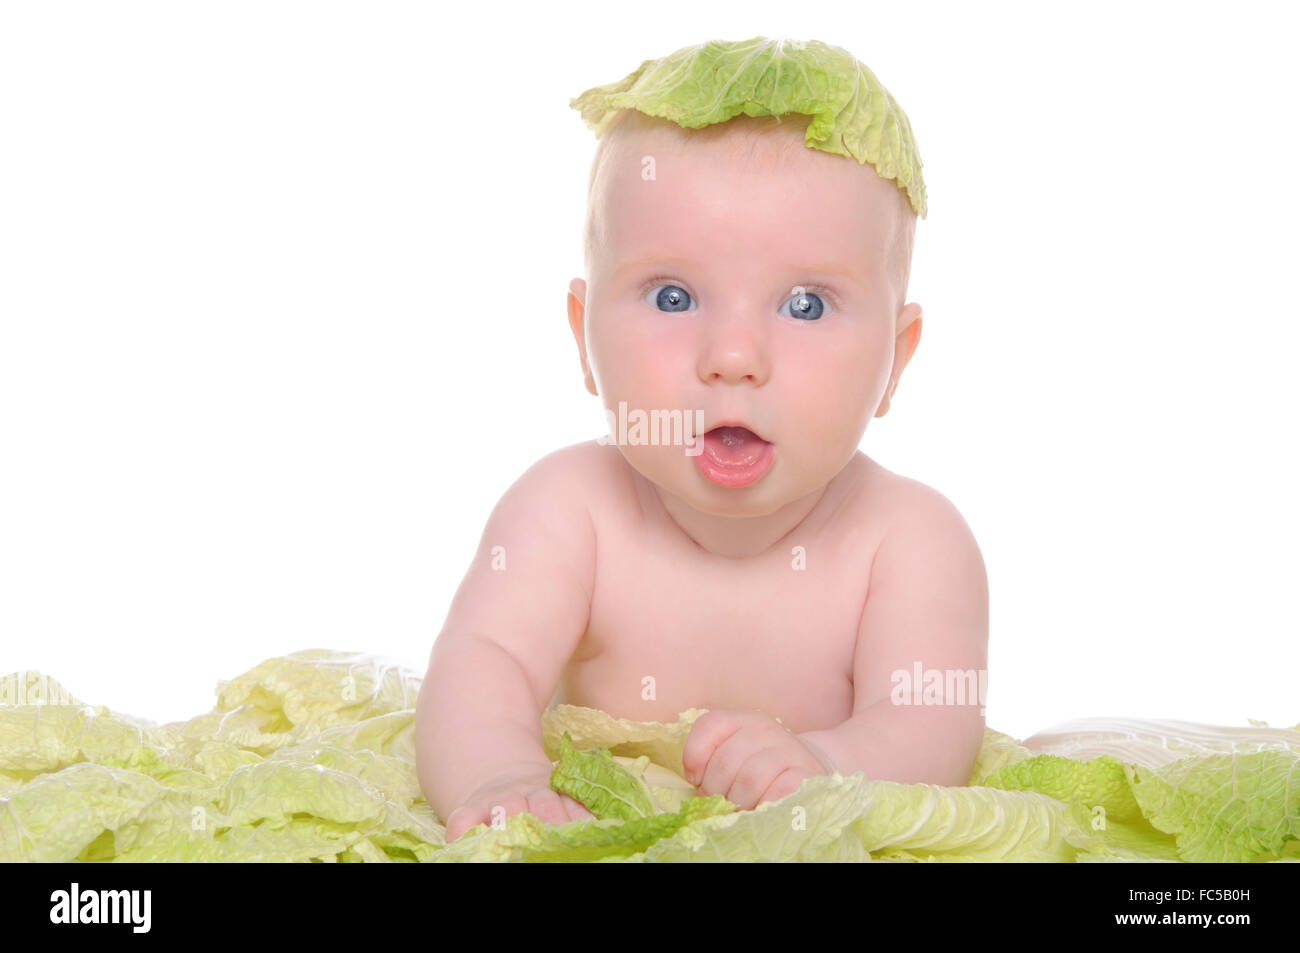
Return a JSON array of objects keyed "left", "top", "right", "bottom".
[{"left": 582, "top": 109, "right": 916, "bottom": 316}]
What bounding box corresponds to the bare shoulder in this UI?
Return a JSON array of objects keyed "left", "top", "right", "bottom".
[
  {"left": 494, "top": 439, "right": 636, "bottom": 545},
  {"left": 854, "top": 460, "right": 989, "bottom": 668},
  {"left": 853, "top": 458, "right": 987, "bottom": 615},
  {"left": 859, "top": 457, "right": 981, "bottom": 545},
  {"left": 468, "top": 441, "right": 617, "bottom": 580},
  {"left": 504, "top": 439, "right": 618, "bottom": 507}
]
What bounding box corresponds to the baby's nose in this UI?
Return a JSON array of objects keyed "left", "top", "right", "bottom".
[{"left": 700, "top": 344, "right": 766, "bottom": 385}]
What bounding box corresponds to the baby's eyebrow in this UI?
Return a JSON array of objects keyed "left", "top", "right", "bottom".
[
  {"left": 614, "top": 253, "right": 870, "bottom": 284},
  {"left": 613, "top": 253, "right": 694, "bottom": 279}
]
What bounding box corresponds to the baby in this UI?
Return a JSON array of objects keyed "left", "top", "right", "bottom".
[{"left": 416, "top": 37, "right": 989, "bottom": 843}]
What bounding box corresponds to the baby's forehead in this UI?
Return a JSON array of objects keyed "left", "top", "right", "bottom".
[
  {"left": 593, "top": 116, "right": 907, "bottom": 255},
  {"left": 599, "top": 112, "right": 906, "bottom": 215},
  {"left": 606, "top": 112, "right": 822, "bottom": 171}
]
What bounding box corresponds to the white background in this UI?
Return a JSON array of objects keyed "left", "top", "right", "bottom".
[{"left": 2, "top": 1, "right": 1296, "bottom": 740}]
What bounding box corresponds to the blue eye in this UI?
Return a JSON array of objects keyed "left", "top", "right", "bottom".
[
  {"left": 645, "top": 283, "right": 695, "bottom": 313},
  {"left": 780, "top": 289, "right": 827, "bottom": 321},
  {"left": 640, "top": 280, "right": 833, "bottom": 318}
]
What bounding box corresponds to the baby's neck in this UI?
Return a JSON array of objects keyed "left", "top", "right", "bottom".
[{"left": 641, "top": 466, "right": 856, "bottom": 560}]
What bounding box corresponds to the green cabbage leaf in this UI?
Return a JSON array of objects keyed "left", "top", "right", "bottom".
[
  {"left": 570, "top": 36, "right": 929, "bottom": 219},
  {"left": 2, "top": 652, "right": 1297, "bottom": 862}
]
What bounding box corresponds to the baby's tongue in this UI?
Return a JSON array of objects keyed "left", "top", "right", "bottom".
[{"left": 702, "top": 426, "right": 769, "bottom": 467}]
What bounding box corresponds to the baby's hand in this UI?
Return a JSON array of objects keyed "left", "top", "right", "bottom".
[
  {"left": 681, "top": 709, "right": 832, "bottom": 810},
  {"left": 442, "top": 761, "right": 594, "bottom": 842}
]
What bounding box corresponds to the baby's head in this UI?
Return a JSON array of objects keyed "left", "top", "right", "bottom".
[{"left": 567, "top": 38, "right": 927, "bottom": 518}]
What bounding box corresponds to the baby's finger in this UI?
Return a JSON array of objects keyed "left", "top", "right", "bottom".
[
  {"left": 444, "top": 804, "right": 488, "bottom": 843},
  {"left": 488, "top": 792, "right": 529, "bottom": 825},
  {"left": 560, "top": 794, "right": 595, "bottom": 823},
  {"left": 525, "top": 789, "right": 573, "bottom": 827},
  {"left": 457, "top": 792, "right": 528, "bottom": 837},
  {"left": 697, "top": 728, "right": 758, "bottom": 799},
  {"left": 758, "top": 767, "right": 811, "bottom": 807},
  {"left": 681, "top": 710, "right": 748, "bottom": 786},
  {"left": 725, "top": 747, "right": 790, "bottom": 810}
]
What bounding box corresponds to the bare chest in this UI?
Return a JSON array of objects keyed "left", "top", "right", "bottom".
[{"left": 556, "top": 509, "right": 878, "bottom": 733}]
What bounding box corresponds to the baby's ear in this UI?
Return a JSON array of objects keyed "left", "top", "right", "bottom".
[
  {"left": 875, "top": 303, "right": 922, "bottom": 418},
  {"left": 897, "top": 302, "right": 922, "bottom": 362},
  {"left": 567, "top": 279, "right": 598, "bottom": 396}
]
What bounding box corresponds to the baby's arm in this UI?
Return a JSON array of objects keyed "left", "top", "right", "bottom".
[
  {"left": 415, "top": 448, "right": 597, "bottom": 839},
  {"left": 797, "top": 486, "right": 989, "bottom": 785},
  {"left": 680, "top": 484, "right": 988, "bottom": 808}
]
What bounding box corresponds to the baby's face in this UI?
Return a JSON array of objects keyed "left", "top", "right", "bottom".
[{"left": 571, "top": 117, "right": 920, "bottom": 518}]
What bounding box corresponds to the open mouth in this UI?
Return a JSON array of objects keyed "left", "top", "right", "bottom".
[
  {"left": 694, "top": 424, "right": 776, "bottom": 488},
  {"left": 703, "top": 425, "right": 769, "bottom": 464}
]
